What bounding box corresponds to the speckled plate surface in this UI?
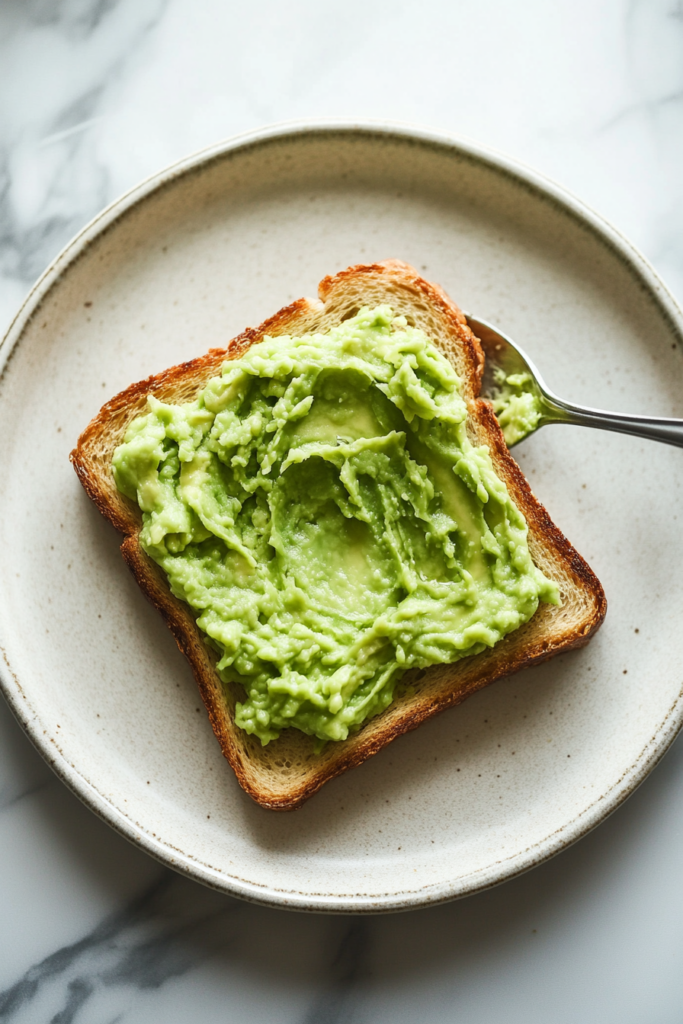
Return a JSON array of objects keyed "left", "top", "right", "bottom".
[{"left": 1, "top": 122, "right": 683, "bottom": 913}]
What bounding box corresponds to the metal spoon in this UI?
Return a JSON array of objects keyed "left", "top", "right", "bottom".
[{"left": 466, "top": 314, "right": 683, "bottom": 449}]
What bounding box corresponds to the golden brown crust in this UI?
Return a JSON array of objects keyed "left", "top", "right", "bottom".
[{"left": 70, "top": 260, "right": 606, "bottom": 810}]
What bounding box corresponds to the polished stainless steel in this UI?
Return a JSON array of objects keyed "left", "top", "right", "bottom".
[{"left": 468, "top": 314, "right": 683, "bottom": 449}]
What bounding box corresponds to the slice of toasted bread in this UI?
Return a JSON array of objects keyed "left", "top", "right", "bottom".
[{"left": 71, "top": 260, "right": 606, "bottom": 810}]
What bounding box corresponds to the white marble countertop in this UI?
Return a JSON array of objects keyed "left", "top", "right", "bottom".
[{"left": 2, "top": 2, "right": 683, "bottom": 1021}]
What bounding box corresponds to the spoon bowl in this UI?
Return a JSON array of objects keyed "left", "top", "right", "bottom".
[{"left": 466, "top": 314, "right": 683, "bottom": 449}]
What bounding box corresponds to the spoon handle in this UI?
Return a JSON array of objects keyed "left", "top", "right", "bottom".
[{"left": 540, "top": 393, "right": 683, "bottom": 449}]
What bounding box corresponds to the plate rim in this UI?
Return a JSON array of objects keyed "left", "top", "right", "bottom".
[{"left": 2, "top": 118, "right": 683, "bottom": 913}]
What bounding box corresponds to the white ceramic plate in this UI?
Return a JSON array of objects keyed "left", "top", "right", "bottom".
[{"left": 1, "top": 122, "right": 683, "bottom": 913}]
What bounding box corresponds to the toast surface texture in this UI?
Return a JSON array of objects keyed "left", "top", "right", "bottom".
[{"left": 71, "top": 260, "right": 606, "bottom": 809}]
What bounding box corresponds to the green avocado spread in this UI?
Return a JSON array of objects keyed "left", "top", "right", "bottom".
[
  {"left": 490, "top": 369, "right": 543, "bottom": 446},
  {"left": 112, "top": 307, "right": 558, "bottom": 745}
]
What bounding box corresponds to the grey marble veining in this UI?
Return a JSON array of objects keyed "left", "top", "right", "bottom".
[
  {"left": 0, "top": 0, "right": 167, "bottom": 295},
  {"left": 2, "top": 728, "right": 683, "bottom": 1023},
  {"left": 2, "top": 1, "right": 683, "bottom": 1021}
]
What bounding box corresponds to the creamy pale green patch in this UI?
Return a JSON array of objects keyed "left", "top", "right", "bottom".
[
  {"left": 490, "top": 369, "right": 543, "bottom": 446},
  {"left": 113, "top": 307, "right": 558, "bottom": 745}
]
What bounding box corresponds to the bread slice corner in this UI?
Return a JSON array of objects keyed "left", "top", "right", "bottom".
[{"left": 71, "top": 260, "right": 606, "bottom": 810}]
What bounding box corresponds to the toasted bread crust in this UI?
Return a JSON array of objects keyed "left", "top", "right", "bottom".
[{"left": 71, "top": 260, "right": 606, "bottom": 809}]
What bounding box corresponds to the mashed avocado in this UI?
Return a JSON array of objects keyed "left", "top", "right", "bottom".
[
  {"left": 490, "top": 369, "right": 543, "bottom": 446},
  {"left": 113, "top": 307, "right": 558, "bottom": 745}
]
